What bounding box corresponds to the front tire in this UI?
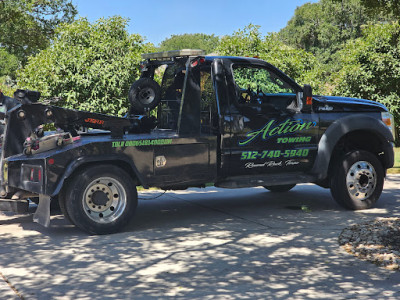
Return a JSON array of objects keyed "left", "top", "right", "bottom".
[
  {"left": 330, "top": 150, "right": 384, "bottom": 210},
  {"left": 65, "top": 165, "right": 137, "bottom": 234},
  {"left": 264, "top": 184, "right": 296, "bottom": 192}
]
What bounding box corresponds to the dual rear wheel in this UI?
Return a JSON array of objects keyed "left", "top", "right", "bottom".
[{"left": 59, "top": 165, "right": 137, "bottom": 234}]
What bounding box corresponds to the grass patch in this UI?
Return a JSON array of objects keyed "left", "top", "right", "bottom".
[{"left": 388, "top": 147, "right": 400, "bottom": 174}]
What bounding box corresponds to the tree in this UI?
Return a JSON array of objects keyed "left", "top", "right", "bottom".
[
  {"left": 217, "top": 24, "right": 319, "bottom": 90},
  {"left": 279, "top": 0, "right": 389, "bottom": 62},
  {"left": 332, "top": 22, "right": 400, "bottom": 139},
  {"left": 0, "top": 75, "right": 16, "bottom": 97},
  {"left": 18, "top": 16, "right": 154, "bottom": 116},
  {"left": 158, "top": 33, "right": 219, "bottom": 54},
  {"left": 0, "top": 49, "right": 19, "bottom": 78},
  {"left": 277, "top": 0, "right": 396, "bottom": 95},
  {"left": 0, "top": 0, "right": 77, "bottom": 65},
  {"left": 334, "top": 0, "right": 400, "bottom": 18}
]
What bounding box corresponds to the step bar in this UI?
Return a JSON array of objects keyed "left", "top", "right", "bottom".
[{"left": 0, "top": 199, "right": 29, "bottom": 213}]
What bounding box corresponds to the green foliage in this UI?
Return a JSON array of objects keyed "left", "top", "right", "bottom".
[
  {"left": 0, "top": 76, "right": 17, "bottom": 97},
  {"left": 217, "top": 24, "right": 318, "bottom": 90},
  {"left": 158, "top": 33, "right": 219, "bottom": 54},
  {"left": 232, "top": 66, "right": 293, "bottom": 94},
  {"left": 333, "top": 0, "right": 400, "bottom": 18},
  {"left": 217, "top": 24, "right": 264, "bottom": 57},
  {"left": 277, "top": 0, "right": 395, "bottom": 95},
  {"left": 333, "top": 22, "right": 400, "bottom": 139},
  {"left": 18, "top": 16, "right": 153, "bottom": 116},
  {"left": 279, "top": 0, "right": 389, "bottom": 62},
  {"left": 0, "top": 49, "right": 19, "bottom": 78},
  {"left": 0, "top": 0, "right": 77, "bottom": 66}
]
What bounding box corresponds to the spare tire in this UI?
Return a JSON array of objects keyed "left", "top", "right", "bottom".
[{"left": 128, "top": 78, "right": 161, "bottom": 114}]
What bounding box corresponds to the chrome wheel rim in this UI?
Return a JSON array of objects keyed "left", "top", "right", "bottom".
[
  {"left": 346, "top": 161, "right": 377, "bottom": 201},
  {"left": 138, "top": 87, "right": 155, "bottom": 105},
  {"left": 82, "top": 177, "right": 127, "bottom": 223}
]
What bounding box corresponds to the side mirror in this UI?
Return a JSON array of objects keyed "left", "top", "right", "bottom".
[{"left": 303, "top": 84, "right": 313, "bottom": 105}]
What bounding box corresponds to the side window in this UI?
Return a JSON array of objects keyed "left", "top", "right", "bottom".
[
  {"left": 157, "top": 64, "right": 186, "bottom": 130},
  {"left": 232, "top": 65, "right": 296, "bottom": 111},
  {"left": 156, "top": 63, "right": 218, "bottom": 134},
  {"left": 200, "top": 67, "right": 218, "bottom": 134}
]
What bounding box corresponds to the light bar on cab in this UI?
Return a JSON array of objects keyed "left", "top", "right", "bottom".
[{"left": 142, "top": 49, "right": 206, "bottom": 60}]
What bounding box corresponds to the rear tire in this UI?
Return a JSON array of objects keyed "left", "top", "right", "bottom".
[
  {"left": 65, "top": 165, "right": 137, "bottom": 234},
  {"left": 58, "top": 187, "right": 72, "bottom": 223},
  {"left": 264, "top": 184, "right": 296, "bottom": 192},
  {"left": 330, "top": 150, "right": 384, "bottom": 210}
]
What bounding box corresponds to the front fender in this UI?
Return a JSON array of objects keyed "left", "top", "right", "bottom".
[{"left": 310, "top": 114, "right": 394, "bottom": 180}]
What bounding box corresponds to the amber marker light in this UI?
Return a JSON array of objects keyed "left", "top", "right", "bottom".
[{"left": 381, "top": 112, "right": 396, "bottom": 140}]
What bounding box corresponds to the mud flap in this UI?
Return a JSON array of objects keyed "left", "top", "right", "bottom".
[{"left": 33, "top": 194, "right": 51, "bottom": 227}]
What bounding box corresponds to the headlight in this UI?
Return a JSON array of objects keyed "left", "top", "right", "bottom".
[{"left": 381, "top": 112, "right": 396, "bottom": 140}]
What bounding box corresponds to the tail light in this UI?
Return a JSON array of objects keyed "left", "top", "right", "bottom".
[
  {"left": 191, "top": 58, "right": 205, "bottom": 67},
  {"left": 22, "top": 164, "right": 43, "bottom": 183}
]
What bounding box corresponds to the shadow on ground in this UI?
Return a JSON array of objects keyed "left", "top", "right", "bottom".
[{"left": 0, "top": 176, "right": 400, "bottom": 299}]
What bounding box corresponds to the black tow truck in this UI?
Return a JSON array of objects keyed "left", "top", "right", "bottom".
[{"left": 0, "top": 49, "right": 395, "bottom": 234}]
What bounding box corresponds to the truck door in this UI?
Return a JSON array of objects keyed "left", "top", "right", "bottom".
[
  {"left": 223, "top": 61, "right": 319, "bottom": 177},
  {"left": 151, "top": 59, "right": 219, "bottom": 186}
]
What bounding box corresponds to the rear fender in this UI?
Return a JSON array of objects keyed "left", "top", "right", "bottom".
[{"left": 50, "top": 155, "right": 145, "bottom": 197}]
